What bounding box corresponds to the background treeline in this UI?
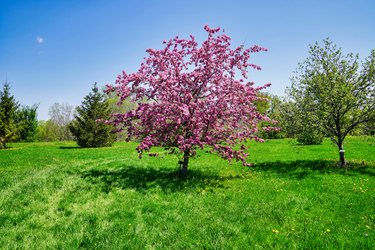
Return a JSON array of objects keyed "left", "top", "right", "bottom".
[
  {"left": 2, "top": 81, "right": 373, "bottom": 147},
  {"left": 0, "top": 82, "right": 133, "bottom": 146},
  {"left": 1, "top": 39, "right": 374, "bottom": 149},
  {"left": 0, "top": 82, "right": 39, "bottom": 148},
  {"left": 258, "top": 94, "right": 374, "bottom": 142}
]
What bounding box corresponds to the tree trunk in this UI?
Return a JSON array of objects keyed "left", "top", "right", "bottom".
[
  {"left": 179, "top": 149, "right": 190, "bottom": 176},
  {"left": 338, "top": 141, "right": 346, "bottom": 167}
]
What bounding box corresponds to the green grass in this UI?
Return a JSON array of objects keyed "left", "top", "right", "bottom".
[{"left": 0, "top": 137, "right": 374, "bottom": 249}]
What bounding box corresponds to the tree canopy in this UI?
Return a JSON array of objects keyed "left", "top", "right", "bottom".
[
  {"left": 16, "top": 105, "right": 39, "bottom": 142},
  {"left": 106, "top": 25, "right": 276, "bottom": 175},
  {"left": 288, "top": 38, "right": 375, "bottom": 165}
]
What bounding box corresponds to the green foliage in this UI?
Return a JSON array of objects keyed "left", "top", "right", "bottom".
[
  {"left": 253, "top": 92, "right": 270, "bottom": 115},
  {"left": 296, "top": 123, "right": 324, "bottom": 145},
  {"left": 0, "top": 137, "right": 374, "bottom": 248},
  {"left": 278, "top": 99, "right": 300, "bottom": 139},
  {"left": 294, "top": 96, "right": 324, "bottom": 144},
  {"left": 362, "top": 120, "right": 375, "bottom": 136},
  {"left": 69, "top": 83, "right": 115, "bottom": 147},
  {"left": 257, "top": 94, "right": 324, "bottom": 141},
  {"left": 288, "top": 39, "right": 375, "bottom": 163},
  {"left": 105, "top": 90, "right": 137, "bottom": 141},
  {"left": 36, "top": 120, "right": 60, "bottom": 142},
  {"left": 0, "top": 82, "right": 20, "bottom": 148},
  {"left": 15, "top": 105, "right": 39, "bottom": 142},
  {"left": 258, "top": 95, "right": 285, "bottom": 139}
]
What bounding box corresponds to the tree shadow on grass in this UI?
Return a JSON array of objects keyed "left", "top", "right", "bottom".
[
  {"left": 79, "top": 160, "right": 375, "bottom": 193},
  {"left": 79, "top": 166, "right": 239, "bottom": 193},
  {"left": 253, "top": 160, "right": 375, "bottom": 179},
  {"left": 59, "top": 146, "right": 80, "bottom": 149}
]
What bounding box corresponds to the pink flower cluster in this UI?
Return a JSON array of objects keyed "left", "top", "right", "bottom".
[{"left": 107, "top": 25, "right": 273, "bottom": 166}]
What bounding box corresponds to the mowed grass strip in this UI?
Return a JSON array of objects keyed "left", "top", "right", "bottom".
[{"left": 0, "top": 137, "right": 374, "bottom": 249}]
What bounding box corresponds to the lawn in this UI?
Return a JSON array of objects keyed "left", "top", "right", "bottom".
[{"left": 0, "top": 137, "right": 374, "bottom": 249}]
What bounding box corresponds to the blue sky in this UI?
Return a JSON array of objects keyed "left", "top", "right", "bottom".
[{"left": 1, "top": 0, "right": 374, "bottom": 120}]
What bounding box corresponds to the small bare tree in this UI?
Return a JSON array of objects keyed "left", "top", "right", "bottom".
[{"left": 48, "top": 102, "right": 75, "bottom": 141}]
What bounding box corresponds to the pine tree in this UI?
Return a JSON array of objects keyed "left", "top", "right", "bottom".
[
  {"left": 0, "top": 82, "right": 20, "bottom": 149},
  {"left": 16, "top": 105, "right": 39, "bottom": 142},
  {"left": 69, "top": 83, "right": 115, "bottom": 147}
]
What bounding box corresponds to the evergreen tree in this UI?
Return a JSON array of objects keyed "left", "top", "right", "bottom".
[
  {"left": 0, "top": 82, "right": 20, "bottom": 149},
  {"left": 69, "top": 83, "right": 115, "bottom": 147},
  {"left": 16, "top": 105, "right": 39, "bottom": 142}
]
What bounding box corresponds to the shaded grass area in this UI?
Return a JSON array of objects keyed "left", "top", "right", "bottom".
[
  {"left": 80, "top": 160, "right": 375, "bottom": 194},
  {"left": 254, "top": 160, "right": 375, "bottom": 179},
  {"left": 81, "top": 166, "right": 233, "bottom": 193},
  {"left": 0, "top": 137, "right": 374, "bottom": 249}
]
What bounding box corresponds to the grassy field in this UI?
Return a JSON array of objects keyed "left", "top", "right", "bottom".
[{"left": 0, "top": 137, "right": 374, "bottom": 249}]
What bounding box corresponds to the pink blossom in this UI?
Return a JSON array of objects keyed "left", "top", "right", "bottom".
[{"left": 106, "top": 25, "right": 273, "bottom": 168}]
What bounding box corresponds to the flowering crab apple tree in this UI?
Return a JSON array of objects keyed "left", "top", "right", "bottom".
[{"left": 106, "top": 25, "right": 277, "bottom": 175}]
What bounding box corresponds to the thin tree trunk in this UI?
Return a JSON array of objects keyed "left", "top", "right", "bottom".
[
  {"left": 179, "top": 149, "right": 190, "bottom": 176},
  {"left": 338, "top": 140, "right": 346, "bottom": 167}
]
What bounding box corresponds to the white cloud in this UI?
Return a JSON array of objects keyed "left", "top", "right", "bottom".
[{"left": 36, "top": 36, "right": 44, "bottom": 44}]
